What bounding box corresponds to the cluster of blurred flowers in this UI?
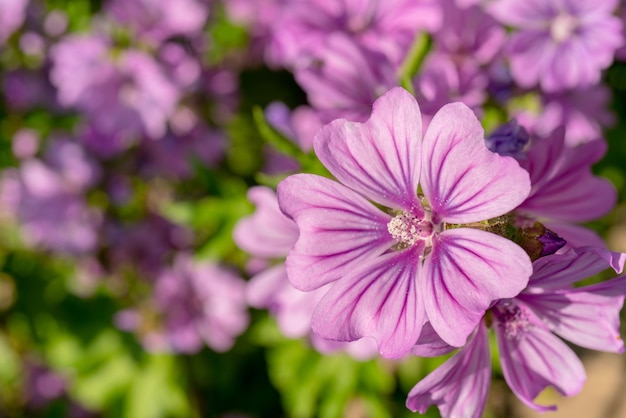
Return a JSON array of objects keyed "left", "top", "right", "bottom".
[{"left": 1, "top": 0, "right": 626, "bottom": 417}]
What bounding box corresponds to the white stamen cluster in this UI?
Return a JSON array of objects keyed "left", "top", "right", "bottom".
[{"left": 387, "top": 212, "right": 432, "bottom": 246}]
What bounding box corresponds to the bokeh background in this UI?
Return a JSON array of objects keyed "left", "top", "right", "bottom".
[{"left": 1, "top": 0, "right": 626, "bottom": 417}]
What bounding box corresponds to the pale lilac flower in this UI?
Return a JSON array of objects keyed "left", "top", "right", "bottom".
[
  {"left": 106, "top": 0, "right": 209, "bottom": 43},
  {"left": 267, "top": 0, "right": 442, "bottom": 67},
  {"left": 489, "top": 0, "right": 623, "bottom": 92},
  {"left": 514, "top": 127, "right": 616, "bottom": 248},
  {"left": 0, "top": 141, "right": 102, "bottom": 255},
  {"left": 414, "top": 54, "right": 487, "bottom": 127},
  {"left": 278, "top": 87, "right": 532, "bottom": 357},
  {"left": 50, "top": 35, "right": 180, "bottom": 150},
  {"left": 517, "top": 85, "right": 616, "bottom": 146},
  {"left": 0, "top": 0, "right": 29, "bottom": 44},
  {"left": 407, "top": 246, "right": 626, "bottom": 417},
  {"left": 235, "top": 186, "right": 379, "bottom": 359},
  {"left": 294, "top": 33, "right": 397, "bottom": 123},
  {"left": 433, "top": 0, "right": 506, "bottom": 65},
  {"left": 117, "top": 255, "right": 249, "bottom": 354}
]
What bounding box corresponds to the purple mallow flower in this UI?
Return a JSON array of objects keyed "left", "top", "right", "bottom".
[
  {"left": 277, "top": 87, "right": 532, "bottom": 357},
  {"left": 407, "top": 246, "right": 626, "bottom": 417},
  {"left": 0, "top": 0, "right": 29, "bottom": 44},
  {"left": 489, "top": 0, "right": 623, "bottom": 92}
]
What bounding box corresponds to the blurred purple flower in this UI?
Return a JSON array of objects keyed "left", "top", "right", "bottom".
[
  {"left": 0, "top": 0, "right": 29, "bottom": 44},
  {"left": 278, "top": 88, "right": 532, "bottom": 357},
  {"left": 294, "top": 33, "right": 397, "bottom": 123},
  {"left": 24, "top": 361, "right": 67, "bottom": 409},
  {"left": 267, "top": 0, "right": 442, "bottom": 67},
  {"left": 489, "top": 0, "right": 623, "bottom": 92},
  {"left": 106, "top": 0, "right": 209, "bottom": 43},
  {"left": 2, "top": 68, "right": 59, "bottom": 111},
  {"left": 414, "top": 53, "right": 487, "bottom": 127},
  {"left": 50, "top": 35, "right": 180, "bottom": 153},
  {"left": 119, "top": 254, "right": 249, "bottom": 354},
  {"left": 0, "top": 140, "right": 102, "bottom": 255},
  {"left": 518, "top": 85, "right": 616, "bottom": 146},
  {"left": 407, "top": 246, "right": 626, "bottom": 417}
]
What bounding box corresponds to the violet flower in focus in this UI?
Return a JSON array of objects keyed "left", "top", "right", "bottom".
[
  {"left": 278, "top": 87, "right": 532, "bottom": 357},
  {"left": 407, "top": 246, "right": 626, "bottom": 417}
]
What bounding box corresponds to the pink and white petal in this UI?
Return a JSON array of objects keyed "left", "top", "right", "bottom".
[
  {"left": 423, "top": 228, "right": 532, "bottom": 346},
  {"left": 406, "top": 322, "right": 491, "bottom": 418},
  {"left": 311, "top": 250, "right": 424, "bottom": 359},
  {"left": 411, "top": 322, "right": 457, "bottom": 357},
  {"left": 278, "top": 174, "right": 394, "bottom": 291},
  {"left": 495, "top": 316, "right": 586, "bottom": 412},
  {"left": 508, "top": 31, "right": 554, "bottom": 90},
  {"left": 234, "top": 186, "right": 299, "bottom": 258},
  {"left": 520, "top": 276, "right": 626, "bottom": 353},
  {"left": 314, "top": 87, "right": 423, "bottom": 211},
  {"left": 529, "top": 246, "right": 626, "bottom": 290},
  {"left": 421, "top": 103, "right": 531, "bottom": 225}
]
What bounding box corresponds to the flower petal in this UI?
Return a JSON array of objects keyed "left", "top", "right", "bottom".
[
  {"left": 529, "top": 246, "right": 626, "bottom": 290},
  {"left": 521, "top": 275, "right": 626, "bottom": 353},
  {"left": 422, "top": 228, "right": 532, "bottom": 346},
  {"left": 277, "top": 174, "right": 394, "bottom": 291},
  {"left": 406, "top": 322, "right": 491, "bottom": 418},
  {"left": 411, "top": 322, "right": 457, "bottom": 357},
  {"left": 313, "top": 86, "right": 423, "bottom": 211},
  {"left": 495, "top": 308, "right": 586, "bottom": 412},
  {"left": 233, "top": 186, "right": 299, "bottom": 258},
  {"left": 311, "top": 250, "right": 424, "bottom": 359},
  {"left": 421, "top": 102, "right": 531, "bottom": 224}
]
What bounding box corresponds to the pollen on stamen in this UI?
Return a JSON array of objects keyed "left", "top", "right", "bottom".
[{"left": 387, "top": 212, "right": 433, "bottom": 247}]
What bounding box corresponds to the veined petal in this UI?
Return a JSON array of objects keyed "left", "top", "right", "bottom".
[
  {"left": 423, "top": 228, "right": 532, "bottom": 346},
  {"left": 543, "top": 222, "right": 606, "bottom": 249},
  {"left": 495, "top": 309, "right": 586, "bottom": 412},
  {"left": 529, "top": 246, "right": 626, "bottom": 290},
  {"left": 406, "top": 322, "right": 491, "bottom": 418},
  {"left": 421, "top": 102, "right": 531, "bottom": 224},
  {"left": 520, "top": 275, "right": 626, "bottom": 353},
  {"left": 277, "top": 174, "right": 394, "bottom": 291},
  {"left": 311, "top": 250, "right": 424, "bottom": 359},
  {"left": 314, "top": 87, "right": 423, "bottom": 211}
]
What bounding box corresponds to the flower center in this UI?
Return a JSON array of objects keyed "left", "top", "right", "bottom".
[
  {"left": 494, "top": 301, "right": 530, "bottom": 341},
  {"left": 550, "top": 13, "right": 578, "bottom": 43},
  {"left": 387, "top": 211, "right": 433, "bottom": 246}
]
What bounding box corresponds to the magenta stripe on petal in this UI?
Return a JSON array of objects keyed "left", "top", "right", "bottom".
[
  {"left": 420, "top": 102, "right": 531, "bottom": 224},
  {"left": 314, "top": 87, "right": 423, "bottom": 211},
  {"left": 277, "top": 173, "right": 394, "bottom": 291},
  {"left": 311, "top": 249, "right": 424, "bottom": 359}
]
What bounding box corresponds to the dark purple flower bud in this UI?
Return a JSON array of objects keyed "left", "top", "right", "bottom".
[
  {"left": 485, "top": 119, "right": 530, "bottom": 157},
  {"left": 537, "top": 228, "right": 567, "bottom": 258},
  {"left": 518, "top": 222, "right": 566, "bottom": 261}
]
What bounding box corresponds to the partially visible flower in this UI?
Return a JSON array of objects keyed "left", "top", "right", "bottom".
[
  {"left": 294, "top": 34, "right": 397, "bottom": 123},
  {"left": 0, "top": 140, "right": 101, "bottom": 255},
  {"left": 278, "top": 87, "right": 532, "bottom": 357},
  {"left": 407, "top": 246, "right": 626, "bottom": 417},
  {"left": 485, "top": 119, "right": 530, "bottom": 158},
  {"left": 117, "top": 254, "right": 249, "bottom": 354},
  {"left": 516, "top": 85, "right": 616, "bottom": 146},
  {"left": 0, "top": 0, "right": 29, "bottom": 44},
  {"left": 267, "top": 0, "right": 442, "bottom": 67},
  {"left": 513, "top": 127, "right": 616, "bottom": 248},
  {"left": 106, "top": 0, "right": 209, "bottom": 43},
  {"left": 489, "top": 0, "right": 623, "bottom": 92}
]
